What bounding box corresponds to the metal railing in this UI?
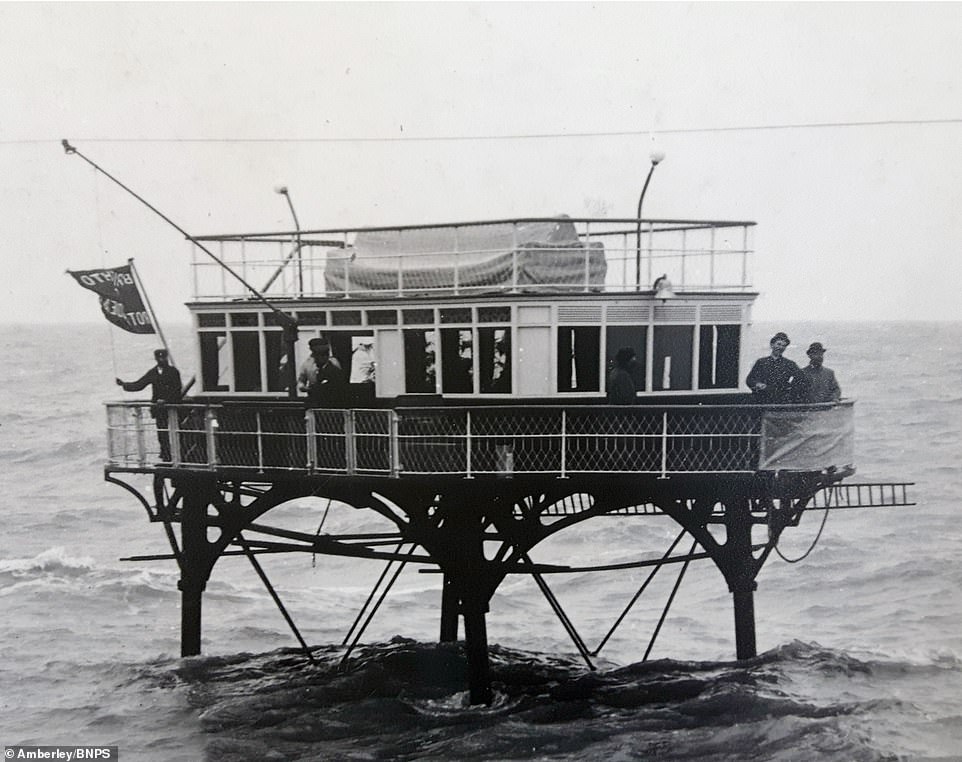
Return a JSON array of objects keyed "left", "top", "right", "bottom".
[
  {"left": 106, "top": 400, "right": 854, "bottom": 478},
  {"left": 189, "top": 218, "right": 755, "bottom": 301}
]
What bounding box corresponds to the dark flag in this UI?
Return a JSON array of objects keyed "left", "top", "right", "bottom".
[{"left": 67, "top": 263, "right": 155, "bottom": 334}]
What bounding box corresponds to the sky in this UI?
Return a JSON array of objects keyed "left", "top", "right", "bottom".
[{"left": 3, "top": 2, "right": 962, "bottom": 330}]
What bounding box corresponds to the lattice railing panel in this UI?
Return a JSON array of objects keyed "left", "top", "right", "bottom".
[{"left": 106, "top": 402, "right": 852, "bottom": 478}]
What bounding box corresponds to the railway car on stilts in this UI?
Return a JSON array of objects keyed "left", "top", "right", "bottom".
[{"left": 68, "top": 143, "right": 913, "bottom": 704}]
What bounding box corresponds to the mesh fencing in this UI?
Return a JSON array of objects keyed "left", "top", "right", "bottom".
[{"left": 106, "top": 402, "right": 856, "bottom": 477}]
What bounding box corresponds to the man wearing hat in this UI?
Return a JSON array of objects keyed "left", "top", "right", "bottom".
[
  {"left": 116, "top": 348, "right": 184, "bottom": 462},
  {"left": 299, "top": 337, "right": 347, "bottom": 408},
  {"left": 746, "top": 332, "right": 802, "bottom": 404},
  {"left": 298, "top": 337, "right": 343, "bottom": 393},
  {"left": 800, "top": 342, "right": 841, "bottom": 403}
]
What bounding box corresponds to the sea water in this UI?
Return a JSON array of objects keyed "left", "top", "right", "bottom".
[{"left": 1, "top": 321, "right": 960, "bottom": 761}]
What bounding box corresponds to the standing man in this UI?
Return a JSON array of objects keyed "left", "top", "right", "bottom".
[
  {"left": 303, "top": 338, "right": 348, "bottom": 408},
  {"left": 116, "top": 348, "right": 183, "bottom": 462},
  {"left": 606, "top": 347, "right": 638, "bottom": 404},
  {"left": 746, "top": 332, "right": 802, "bottom": 404},
  {"left": 800, "top": 342, "right": 841, "bottom": 403},
  {"left": 298, "top": 337, "right": 342, "bottom": 393}
]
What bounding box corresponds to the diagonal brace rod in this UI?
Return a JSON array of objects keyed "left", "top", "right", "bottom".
[
  {"left": 643, "top": 538, "right": 699, "bottom": 661},
  {"left": 525, "top": 554, "right": 595, "bottom": 671},
  {"left": 238, "top": 533, "right": 316, "bottom": 664},
  {"left": 592, "top": 529, "right": 687, "bottom": 656}
]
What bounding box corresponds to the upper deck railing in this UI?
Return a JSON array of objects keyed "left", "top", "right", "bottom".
[
  {"left": 189, "top": 217, "right": 755, "bottom": 302},
  {"left": 106, "top": 400, "right": 853, "bottom": 478}
]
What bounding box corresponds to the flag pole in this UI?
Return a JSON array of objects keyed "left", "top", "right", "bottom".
[
  {"left": 62, "top": 139, "right": 299, "bottom": 398},
  {"left": 128, "top": 258, "right": 171, "bottom": 363}
]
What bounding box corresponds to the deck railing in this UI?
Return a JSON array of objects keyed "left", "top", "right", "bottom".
[
  {"left": 105, "top": 401, "right": 854, "bottom": 477},
  {"left": 189, "top": 218, "right": 755, "bottom": 301}
]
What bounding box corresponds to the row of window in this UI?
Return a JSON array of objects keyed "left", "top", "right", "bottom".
[{"left": 196, "top": 322, "right": 740, "bottom": 396}]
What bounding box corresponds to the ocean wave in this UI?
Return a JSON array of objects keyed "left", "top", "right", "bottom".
[
  {"left": 0, "top": 546, "right": 96, "bottom": 578},
  {"left": 114, "top": 639, "right": 924, "bottom": 760}
]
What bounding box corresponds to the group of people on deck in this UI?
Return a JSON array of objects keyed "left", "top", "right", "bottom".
[
  {"left": 605, "top": 331, "right": 841, "bottom": 405},
  {"left": 746, "top": 331, "right": 841, "bottom": 404}
]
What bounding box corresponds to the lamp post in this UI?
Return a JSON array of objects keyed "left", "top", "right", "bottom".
[
  {"left": 635, "top": 151, "right": 665, "bottom": 289},
  {"left": 275, "top": 185, "right": 303, "bottom": 297}
]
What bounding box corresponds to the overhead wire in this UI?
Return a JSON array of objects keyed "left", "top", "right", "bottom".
[{"left": 3, "top": 118, "right": 962, "bottom": 146}]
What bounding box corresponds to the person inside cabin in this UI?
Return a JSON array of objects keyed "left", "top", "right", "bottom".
[
  {"left": 799, "top": 342, "right": 842, "bottom": 403},
  {"left": 304, "top": 338, "right": 348, "bottom": 409},
  {"left": 606, "top": 347, "right": 638, "bottom": 404},
  {"left": 298, "top": 337, "right": 343, "bottom": 392},
  {"left": 116, "top": 348, "right": 183, "bottom": 462},
  {"left": 746, "top": 332, "right": 802, "bottom": 404}
]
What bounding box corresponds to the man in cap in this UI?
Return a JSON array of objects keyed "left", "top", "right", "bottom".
[
  {"left": 301, "top": 337, "right": 347, "bottom": 409},
  {"left": 746, "top": 332, "right": 802, "bottom": 404},
  {"left": 116, "top": 348, "right": 184, "bottom": 462},
  {"left": 800, "top": 342, "right": 841, "bottom": 403},
  {"left": 298, "top": 337, "right": 342, "bottom": 393}
]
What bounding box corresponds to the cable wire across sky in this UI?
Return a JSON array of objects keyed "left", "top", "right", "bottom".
[{"left": 2, "top": 117, "right": 962, "bottom": 146}]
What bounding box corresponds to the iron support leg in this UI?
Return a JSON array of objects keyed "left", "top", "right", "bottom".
[
  {"left": 461, "top": 595, "right": 492, "bottom": 705},
  {"left": 727, "top": 498, "right": 758, "bottom": 660},
  {"left": 178, "top": 486, "right": 210, "bottom": 657},
  {"left": 733, "top": 587, "right": 757, "bottom": 660},
  {"left": 439, "top": 575, "right": 459, "bottom": 643}
]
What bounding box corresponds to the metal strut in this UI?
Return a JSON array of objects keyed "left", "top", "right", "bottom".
[
  {"left": 643, "top": 538, "right": 698, "bottom": 661},
  {"left": 523, "top": 554, "right": 594, "bottom": 670},
  {"left": 342, "top": 541, "right": 406, "bottom": 647},
  {"left": 237, "top": 533, "right": 316, "bottom": 664},
  {"left": 340, "top": 543, "right": 415, "bottom": 667},
  {"left": 592, "top": 529, "right": 688, "bottom": 656}
]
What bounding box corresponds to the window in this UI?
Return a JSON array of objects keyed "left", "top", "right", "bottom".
[
  {"left": 557, "top": 327, "right": 600, "bottom": 392},
  {"left": 479, "top": 327, "right": 511, "bottom": 393},
  {"left": 368, "top": 310, "right": 398, "bottom": 325},
  {"left": 265, "top": 331, "right": 290, "bottom": 392},
  {"left": 232, "top": 332, "right": 262, "bottom": 391},
  {"left": 653, "top": 326, "right": 693, "bottom": 391},
  {"left": 403, "top": 309, "right": 434, "bottom": 325},
  {"left": 229, "top": 313, "right": 259, "bottom": 327},
  {"left": 699, "top": 325, "right": 740, "bottom": 389},
  {"left": 606, "top": 326, "right": 647, "bottom": 393},
  {"left": 350, "top": 335, "right": 376, "bottom": 384},
  {"left": 298, "top": 311, "right": 327, "bottom": 326},
  {"left": 332, "top": 310, "right": 362, "bottom": 326},
  {"left": 441, "top": 328, "right": 473, "bottom": 393},
  {"left": 197, "top": 313, "right": 226, "bottom": 328},
  {"left": 200, "top": 332, "right": 229, "bottom": 392},
  {"left": 403, "top": 329, "right": 437, "bottom": 393},
  {"left": 440, "top": 308, "right": 472, "bottom": 324}
]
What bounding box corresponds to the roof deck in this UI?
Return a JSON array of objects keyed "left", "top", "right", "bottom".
[
  {"left": 106, "top": 400, "right": 854, "bottom": 479},
  {"left": 190, "top": 217, "right": 755, "bottom": 302}
]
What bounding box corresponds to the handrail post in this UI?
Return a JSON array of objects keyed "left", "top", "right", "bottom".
[
  {"left": 510, "top": 223, "right": 519, "bottom": 292},
  {"left": 465, "top": 409, "right": 473, "bottom": 479},
  {"left": 205, "top": 407, "right": 219, "bottom": 469},
  {"left": 134, "top": 405, "right": 146, "bottom": 467},
  {"left": 560, "top": 409, "right": 568, "bottom": 478},
  {"left": 709, "top": 226, "right": 716, "bottom": 289},
  {"left": 660, "top": 410, "right": 669, "bottom": 478},
  {"left": 389, "top": 410, "right": 400, "bottom": 477},
  {"left": 345, "top": 410, "right": 356, "bottom": 474},
  {"left": 305, "top": 409, "right": 317, "bottom": 471},
  {"left": 646, "top": 222, "right": 653, "bottom": 288},
  {"left": 255, "top": 410, "right": 264, "bottom": 472},
  {"left": 169, "top": 405, "right": 181, "bottom": 466},
  {"left": 742, "top": 225, "right": 749, "bottom": 290},
  {"left": 453, "top": 226, "right": 460, "bottom": 295},
  {"left": 583, "top": 221, "right": 591, "bottom": 292}
]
